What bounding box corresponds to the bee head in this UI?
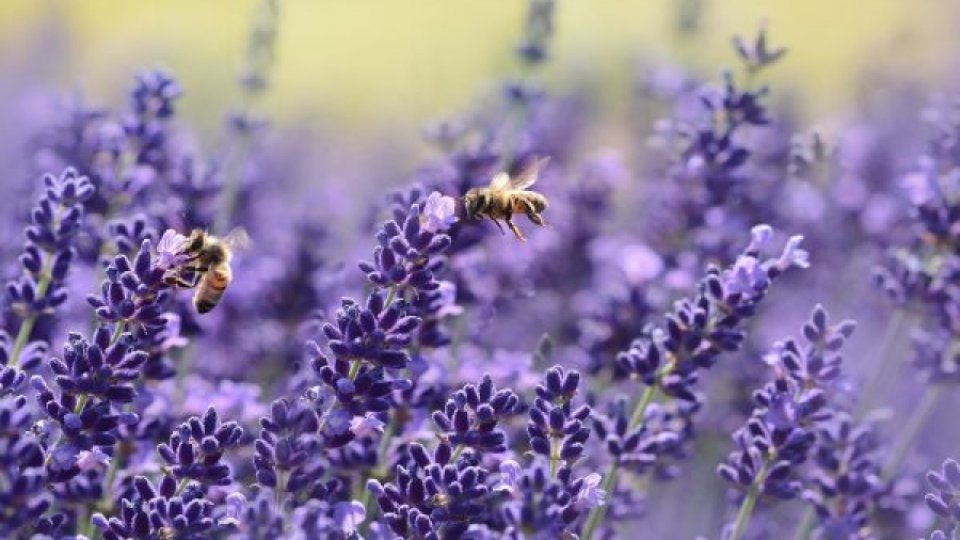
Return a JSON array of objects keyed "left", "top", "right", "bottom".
[
  {"left": 463, "top": 189, "right": 485, "bottom": 219},
  {"left": 186, "top": 229, "right": 207, "bottom": 253}
]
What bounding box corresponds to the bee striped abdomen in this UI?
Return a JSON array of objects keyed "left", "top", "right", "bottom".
[{"left": 193, "top": 265, "right": 232, "bottom": 314}]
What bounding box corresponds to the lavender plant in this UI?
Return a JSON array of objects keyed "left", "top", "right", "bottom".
[
  {"left": 582, "top": 225, "right": 810, "bottom": 539},
  {"left": 0, "top": 2, "right": 957, "bottom": 538},
  {"left": 717, "top": 305, "right": 855, "bottom": 540}
]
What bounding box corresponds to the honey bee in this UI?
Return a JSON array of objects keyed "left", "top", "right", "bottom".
[
  {"left": 166, "top": 228, "right": 250, "bottom": 314},
  {"left": 462, "top": 156, "right": 549, "bottom": 241}
]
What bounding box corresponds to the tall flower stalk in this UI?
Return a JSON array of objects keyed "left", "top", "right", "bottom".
[{"left": 583, "top": 225, "right": 809, "bottom": 539}]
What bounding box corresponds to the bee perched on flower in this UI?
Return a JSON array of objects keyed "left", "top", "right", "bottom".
[
  {"left": 158, "top": 227, "right": 250, "bottom": 314},
  {"left": 461, "top": 156, "right": 550, "bottom": 241}
]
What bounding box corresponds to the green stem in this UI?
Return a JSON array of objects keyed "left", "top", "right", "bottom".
[
  {"left": 383, "top": 286, "right": 398, "bottom": 310},
  {"left": 8, "top": 261, "right": 53, "bottom": 368},
  {"left": 275, "top": 470, "right": 287, "bottom": 511},
  {"left": 316, "top": 358, "right": 363, "bottom": 432},
  {"left": 42, "top": 433, "right": 61, "bottom": 467},
  {"left": 74, "top": 393, "right": 90, "bottom": 414},
  {"left": 882, "top": 385, "right": 943, "bottom": 479},
  {"left": 582, "top": 385, "right": 658, "bottom": 540},
  {"left": 8, "top": 313, "right": 39, "bottom": 369},
  {"left": 791, "top": 508, "right": 816, "bottom": 540},
  {"left": 80, "top": 507, "right": 95, "bottom": 539},
  {"left": 450, "top": 444, "right": 465, "bottom": 463},
  {"left": 628, "top": 385, "right": 659, "bottom": 430},
  {"left": 549, "top": 438, "right": 559, "bottom": 478},
  {"left": 728, "top": 462, "right": 769, "bottom": 540},
  {"left": 43, "top": 393, "right": 90, "bottom": 467},
  {"left": 582, "top": 462, "right": 619, "bottom": 540},
  {"left": 448, "top": 308, "right": 467, "bottom": 373},
  {"left": 214, "top": 134, "right": 252, "bottom": 235},
  {"left": 174, "top": 478, "right": 190, "bottom": 496},
  {"left": 855, "top": 309, "right": 906, "bottom": 416},
  {"left": 359, "top": 413, "right": 398, "bottom": 530},
  {"left": 110, "top": 321, "right": 127, "bottom": 344},
  {"left": 348, "top": 359, "right": 362, "bottom": 381}
]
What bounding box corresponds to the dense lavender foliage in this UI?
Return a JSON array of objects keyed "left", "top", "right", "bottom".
[{"left": 2, "top": 1, "right": 960, "bottom": 539}]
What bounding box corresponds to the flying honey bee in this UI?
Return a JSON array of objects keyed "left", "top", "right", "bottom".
[
  {"left": 462, "top": 156, "right": 549, "bottom": 241},
  {"left": 166, "top": 228, "right": 250, "bottom": 314}
]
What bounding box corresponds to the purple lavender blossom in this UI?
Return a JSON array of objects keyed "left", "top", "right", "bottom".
[
  {"left": 432, "top": 373, "right": 523, "bottom": 454},
  {"left": 420, "top": 191, "right": 459, "bottom": 233},
  {"left": 1, "top": 4, "right": 955, "bottom": 539},
  {"left": 717, "top": 305, "right": 856, "bottom": 540},
  {"left": 924, "top": 458, "right": 960, "bottom": 540},
  {"left": 92, "top": 474, "right": 236, "bottom": 540},
  {"left": 156, "top": 406, "right": 243, "bottom": 486},
  {"left": 3, "top": 168, "right": 94, "bottom": 374}
]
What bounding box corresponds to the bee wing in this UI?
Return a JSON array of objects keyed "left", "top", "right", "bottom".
[
  {"left": 507, "top": 156, "right": 550, "bottom": 190},
  {"left": 489, "top": 172, "right": 511, "bottom": 190},
  {"left": 222, "top": 227, "right": 252, "bottom": 251}
]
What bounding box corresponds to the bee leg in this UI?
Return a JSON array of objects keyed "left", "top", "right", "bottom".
[
  {"left": 165, "top": 270, "right": 201, "bottom": 289},
  {"left": 177, "top": 276, "right": 201, "bottom": 288},
  {"left": 505, "top": 217, "right": 526, "bottom": 242},
  {"left": 489, "top": 218, "right": 507, "bottom": 236},
  {"left": 165, "top": 265, "right": 206, "bottom": 289},
  {"left": 520, "top": 200, "right": 546, "bottom": 227},
  {"left": 163, "top": 268, "right": 186, "bottom": 287}
]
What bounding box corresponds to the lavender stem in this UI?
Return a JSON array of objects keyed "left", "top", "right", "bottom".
[
  {"left": 728, "top": 461, "right": 769, "bottom": 540},
  {"left": 855, "top": 309, "right": 906, "bottom": 416},
  {"left": 582, "top": 384, "right": 658, "bottom": 540},
  {"left": 882, "top": 384, "right": 943, "bottom": 479},
  {"left": 8, "top": 256, "right": 53, "bottom": 369}
]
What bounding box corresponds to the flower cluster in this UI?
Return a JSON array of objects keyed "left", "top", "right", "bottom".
[
  {"left": 3, "top": 169, "right": 95, "bottom": 379},
  {"left": 253, "top": 398, "right": 335, "bottom": 504},
  {"left": 30, "top": 330, "right": 143, "bottom": 481},
  {"left": 618, "top": 225, "right": 809, "bottom": 403},
  {"left": 717, "top": 305, "right": 856, "bottom": 539},
  {"left": 527, "top": 366, "right": 591, "bottom": 471},
  {"left": 92, "top": 474, "right": 236, "bottom": 540},
  {"left": 0, "top": 393, "right": 65, "bottom": 537},
  {"left": 873, "top": 128, "right": 960, "bottom": 384},
  {"left": 360, "top": 198, "right": 453, "bottom": 292},
  {"left": 924, "top": 458, "right": 960, "bottom": 540},
  {"left": 367, "top": 441, "right": 490, "bottom": 539},
  {"left": 497, "top": 462, "right": 606, "bottom": 539},
  {"left": 802, "top": 413, "right": 883, "bottom": 539},
  {"left": 642, "top": 25, "right": 788, "bottom": 265},
  {"left": 432, "top": 373, "right": 523, "bottom": 455},
  {"left": 156, "top": 406, "right": 244, "bottom": 486},
  {"left": 3, "top": 3, "right": 960, "bottom": 539}
]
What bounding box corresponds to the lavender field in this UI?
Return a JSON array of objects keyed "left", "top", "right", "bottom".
[{"left": 2, "top": 1, "right": 960, "bottom": 539}]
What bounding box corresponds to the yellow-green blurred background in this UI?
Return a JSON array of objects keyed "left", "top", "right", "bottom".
[{"left": 0, "top": 0, "right": 957, "bottom": 143}]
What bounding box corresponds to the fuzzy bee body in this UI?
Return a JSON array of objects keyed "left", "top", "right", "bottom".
[
  {"left": 462, "top": 157, "right": 549, "bottom": 241},
  {"left": 195, "top": 253, "right": 232, "bottom": 314},
  {"left": 174, "top": 228, "right": 249, "bottom": 314}
]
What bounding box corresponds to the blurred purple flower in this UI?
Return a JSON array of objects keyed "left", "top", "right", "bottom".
[
  {"left": 420, "top": 191, "right": 458, "bottom": 233},
  {"left": 155, "top": 228, "right": 190, "bottom": 270},
  {"left": 334, "top": 500, "right": 366, "bottom": 536},
  {"left": 494, "top": 459, "right": 523, "bottom": 494},
  {"left": 775, "top": 235, "right": 810, "bottom": 271},
  {"left": 75, "top": 447, "right": 111, "bottom": 471},
  {"left": 350, "top": 412, "right": 385, "bottom": 438},
  {"left": 574, "top": 473, "right": 607, "bottom": 510}
]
